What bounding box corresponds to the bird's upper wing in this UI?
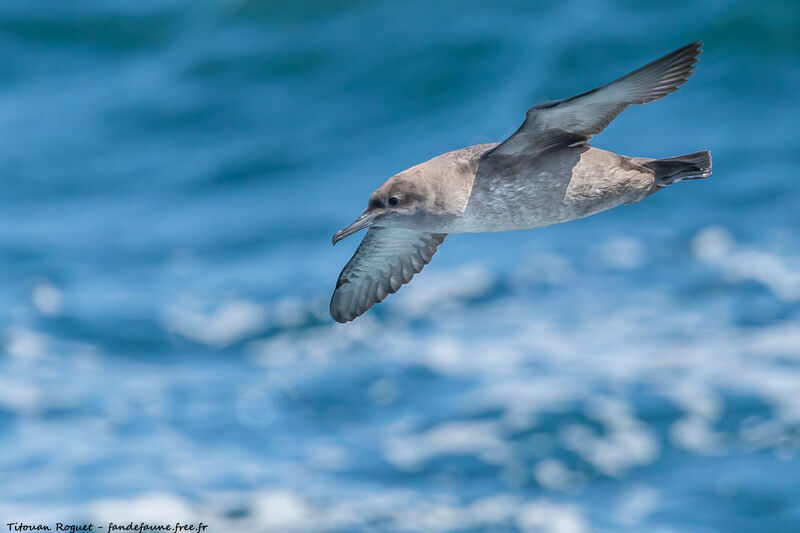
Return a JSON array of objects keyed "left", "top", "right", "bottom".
[
  {"left": 330, "top": 227, "right": 446, "bottom": 323},
  {"left": 483, "top": 41, "right": 702, "bottom": 161}
]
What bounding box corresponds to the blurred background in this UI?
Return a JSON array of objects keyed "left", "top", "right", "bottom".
[{"left": 1, "top": 0, "right": 799, "bottom": 531}]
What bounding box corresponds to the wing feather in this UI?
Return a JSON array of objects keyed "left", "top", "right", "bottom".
[
  {"left": 484, "top": 42, "right": 702, "bottom": 160},
  {"left": 330, "top": 227, "right": 447, "bottom": 322}
]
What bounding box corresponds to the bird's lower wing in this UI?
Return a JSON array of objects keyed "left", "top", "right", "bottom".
[
  {"left": 330, "top": 227, "right": 446, "bottom": 323},
  {"left": 483, "top": 41, "right": 702, "bottom": 161}
]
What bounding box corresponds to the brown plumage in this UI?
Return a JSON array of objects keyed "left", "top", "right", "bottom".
[{"left": 331, "top": 42, "right": 711, "bottom": 323}]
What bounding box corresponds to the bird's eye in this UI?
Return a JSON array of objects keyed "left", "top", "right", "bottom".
[{"left": 388, "top": 196, "right": 399, "bottom": 207}]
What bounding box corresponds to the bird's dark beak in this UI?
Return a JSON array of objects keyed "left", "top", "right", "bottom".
[{"left": 332, "top": 211, "right": 380, "bottom": 245}]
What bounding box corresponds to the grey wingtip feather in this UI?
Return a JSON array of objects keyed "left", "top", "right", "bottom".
[{"left": 620, "top": 40, "right": 704, "bottom": 102}]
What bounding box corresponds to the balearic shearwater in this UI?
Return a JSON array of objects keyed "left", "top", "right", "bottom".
[{"left": 330, "top": 41, "right": 711, "bottom": 323}]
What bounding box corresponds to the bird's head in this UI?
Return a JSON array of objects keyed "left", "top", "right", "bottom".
[{"left": 332, "top": 176, "right": 429, "bottom": 245}]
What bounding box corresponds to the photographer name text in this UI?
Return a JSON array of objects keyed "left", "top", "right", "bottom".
[{"left": 6, "top": 523, "right": 208, "bottom": 533}]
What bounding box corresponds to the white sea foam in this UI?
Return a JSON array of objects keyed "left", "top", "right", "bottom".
[
  {"left": 516, "top": 501, "right": 589, "bottom": 533},
  {"left": 31, "top": 280, "right": 64, "bottom": 316},
  {"left": 394, "top": 265, "right": 494, "bottom": 317},
  {"left": 614, "top": 485, "right": 659, "bottom": 526},
  {"left": 597, "top": 237, "right": 647, "bottom": 270},
  {"left": 5, "top": 327, "right": 49, "bottom": 360},
  {"left": 534, "top": 458, "right": 584, "bottom": 491},
  {"left": 161, "top": 299, "right": 266, "bottom": 347},
  {"left": 384, "top": 420, "right": 509, "bottom": 470},
  {"left": 693, "top": 225, "right": 800, "bottom": 301},
  {"left": 0, "top": 376, "right": 40, "bottom": 412}
]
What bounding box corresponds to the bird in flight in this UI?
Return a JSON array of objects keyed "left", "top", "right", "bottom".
[{"left": 330, "top": 41, "right": 711, "bottom": 323}]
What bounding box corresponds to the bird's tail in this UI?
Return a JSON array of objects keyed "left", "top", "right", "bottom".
[{"left": 644, "top": 150, "right": 712, "bottom": 187}]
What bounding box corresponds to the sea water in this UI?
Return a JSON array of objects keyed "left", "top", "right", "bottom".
[{"left": 1, "top": 1, "right": 799, "bottom": 531}]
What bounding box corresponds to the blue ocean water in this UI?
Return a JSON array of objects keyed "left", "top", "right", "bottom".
[{"left": 1, "top": 0, "right": 799, "bottom": 531}]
